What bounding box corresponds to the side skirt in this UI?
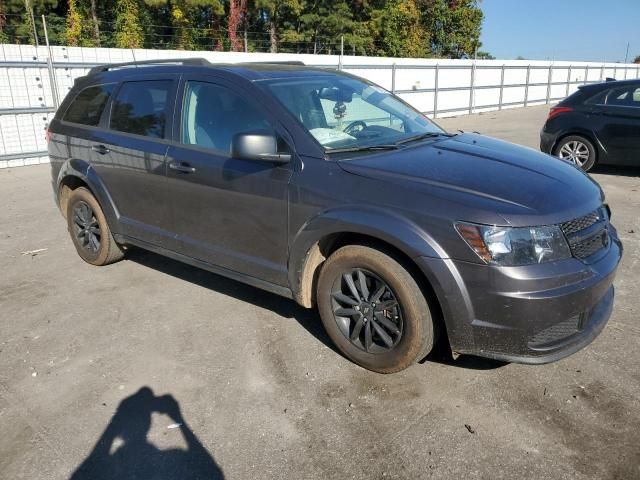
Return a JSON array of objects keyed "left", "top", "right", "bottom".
[{"left": 116, "top": 234, "right": 294, "bottom": 300}]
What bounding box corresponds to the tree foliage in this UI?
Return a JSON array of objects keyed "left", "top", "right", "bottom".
[
  {"left": 634, "top": 55, "right": 640, "bottom": 64},
  {"left": 0, "top": 0, "right": 488, "bottom": 59}
]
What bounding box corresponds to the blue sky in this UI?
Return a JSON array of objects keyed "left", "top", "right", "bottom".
[{"left": 480, "top": 0, "right": 640, "bottom": 62}]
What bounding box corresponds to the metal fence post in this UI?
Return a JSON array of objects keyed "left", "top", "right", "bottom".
[
  {"left": 468, "top": 61, "right": 476, "bottom": 115},
  {"left": 546, "top": 65, "right": 552, "bottom": 104},
  {"left": 42, "top": 15, "right": 59, "bottom": 109},
  {"left": 498, "top": 64, "right": 505, "bottom": 110},
  {"left": 637, "top": 65, "right": 639, "bottom": 79},
  {"left": 566, "top": 66, "right": 571, "bottom": 96},
  {"left": 584, "top": 66, "right": 588, "bottom": 85},
  {"left": 613, "top": 65, "right": 617, "bottom": 79},
  {"left": 600, "top": 64, "right": 604, "bottom": 81},
  {"left": 391, "top": 62, "right": 396, "bottom": 94},
  {"left": 524, "top": 65, "right": 531, "bottom": 107},
  {"left": 433, "top": 64, "right": 439, "bottom": 118}
]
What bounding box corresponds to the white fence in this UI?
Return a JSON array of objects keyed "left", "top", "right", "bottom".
[{"left": 1, "top": 43, "right": 639, "bottom": 168}]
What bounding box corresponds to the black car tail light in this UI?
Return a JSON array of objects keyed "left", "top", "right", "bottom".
[{"left": 547, "top": 106, "right": 574, "bottom": 120}]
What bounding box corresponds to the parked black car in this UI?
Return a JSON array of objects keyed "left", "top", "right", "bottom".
[
  {"left": 541, "top": 78, "right": 640, "bottom": 171},
  {"left": 48, "top": 59, "right": 622, "bottom": 373}
]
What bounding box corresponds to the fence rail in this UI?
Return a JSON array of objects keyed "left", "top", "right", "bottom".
[{"left": 1, "top": 43, "right": 639, "bottom": 168}]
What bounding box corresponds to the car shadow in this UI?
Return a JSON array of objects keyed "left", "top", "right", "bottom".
[
  {"left": 591, "top": 164, "right": 640, "bottom": 178},
  {"left": 424, "top": 351, "right": 507, "bottom": 370},
  {"left": 126, "top": 248, "right": 339, "bottom": 357},
  {"left": 69, "top": 387, "right": 224, "bottom": 480},
  {"left": 126, "top": 248, "right": 508, "bottom": 372}
]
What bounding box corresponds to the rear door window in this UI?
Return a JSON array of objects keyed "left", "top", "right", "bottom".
[
  {"left": 606, "top": 85, "right": 640, "bottom": 108},
  {"left": 63, "top": 84, "right": 115, "bottom": 126},
  {"left": 109, "top": 80, "right": 172, "bottom": 138}
]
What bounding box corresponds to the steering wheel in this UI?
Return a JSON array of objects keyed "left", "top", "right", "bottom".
[{"left": 344, "top": 120, "right": 367, "bottom": 136}]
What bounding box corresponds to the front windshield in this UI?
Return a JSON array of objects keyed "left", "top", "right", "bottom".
[{"left": 260, "top": 74, "right": 445, "bottom": 151}]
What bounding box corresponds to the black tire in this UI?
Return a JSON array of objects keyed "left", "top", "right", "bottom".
[
  {"left": 66, "top": 187, "right": 124, "bottom": 266},
  {"left": 317, "top": 245, "right": 434, "bottom": 373},
  {"left": 553, "top": 135, "right": 596, "bottom": 172}
]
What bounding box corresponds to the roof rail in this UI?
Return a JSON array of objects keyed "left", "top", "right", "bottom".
[
  {"left": 88, "top": 58, "right": 210, "bottom": 75},
  {"left": 238, "top": 61, "right": 306, "bottom": 66}
]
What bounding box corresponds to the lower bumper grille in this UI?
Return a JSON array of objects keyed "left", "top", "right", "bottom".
[{"left": 528, "top": 314, "right": 581, "bottom": 346}]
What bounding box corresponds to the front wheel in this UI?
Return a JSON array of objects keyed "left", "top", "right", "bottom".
[
  {"left": 554, "top": 135, "right": 596, "bottom": 171},
  {"left": 317, "top": 245, "right": 434, "bottom": 373}
]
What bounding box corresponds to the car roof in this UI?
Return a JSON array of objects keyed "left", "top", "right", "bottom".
[
  {"left": 82, "top": 59, "right": 341, "bottom": 84},
  {"left": 578, "top": 78, "right": 640, "bottom": 93}
]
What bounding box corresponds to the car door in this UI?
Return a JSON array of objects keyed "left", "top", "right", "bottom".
[
  {"left": 96, "top": 75, "right": 179, "bottom": 248},
  {"left": 596, "top": 84, "right": 640, "bottom": 165},
  {"left": 165, "top": 75, "right": 294, "bottom": 286}
]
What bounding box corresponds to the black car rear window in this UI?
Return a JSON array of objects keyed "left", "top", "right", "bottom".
[
  {"left": 109, "top": 80, "right": 172, "bottom": 138},
  {"left": 63, "top": 84, "right": 115, "bottom": 126}
]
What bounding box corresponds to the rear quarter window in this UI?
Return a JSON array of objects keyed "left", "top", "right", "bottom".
[
  {"left": 109, "top": 80, "right": 172, "bottom": 138},
  {"left": 62, "top": 84, "right": 115, "bottom": 126}
]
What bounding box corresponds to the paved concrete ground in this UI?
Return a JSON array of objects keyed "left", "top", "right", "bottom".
[{"left": 1, "top": 105, "right": 639, "bottom": 480}]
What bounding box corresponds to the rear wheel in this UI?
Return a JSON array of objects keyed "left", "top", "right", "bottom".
[
  {"left": 66, "top": 187, "right": 124, "bottom": 266},
  {"left": 554, "top": 135, "right": 596, "bottom": 171},
  {"left": 317, "top": 245, "right": 434, "bottom": 373}
]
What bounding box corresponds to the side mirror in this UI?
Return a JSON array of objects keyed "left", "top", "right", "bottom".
[{"left": 231, "top": 131, "right": 291, "bottom": 164}]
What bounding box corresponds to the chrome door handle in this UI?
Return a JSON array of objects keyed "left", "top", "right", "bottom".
[{"left": 169, "top": 162, "right": 196, "bottom": 174}]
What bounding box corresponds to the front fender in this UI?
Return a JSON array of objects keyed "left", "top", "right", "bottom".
[
  {"left": 57, "top": 158, "right": 120, "bottom": 229},
  {"left": 288, "top": 205, "right": 448, "bottom": 302}
]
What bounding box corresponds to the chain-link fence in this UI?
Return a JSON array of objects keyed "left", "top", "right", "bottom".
[{"left": 1, "top": 42, "right": 639, "bottom": 168}]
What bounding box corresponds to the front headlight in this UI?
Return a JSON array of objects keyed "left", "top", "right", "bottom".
[{"left": 455, "top": 223, "right": 571, "bottom": 266}]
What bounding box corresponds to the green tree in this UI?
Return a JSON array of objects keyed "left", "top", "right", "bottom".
[
  {"left": 476, "top": 50, "right": 494, "bottom": 60},
  {"left": 64, "top": 0, "right": 83, "bottom": 45},
  {"left": 114, "top": 0, "right": 144, "bottom": 48},
  {"left": 376, "top": 0, "right": 428, "bottom": 57},
  {"left": 254, "top": 0, "right": 303, "bottom": 53},
  {"left": 2, "top": 0, "right": 57, "bottom": 44},
  {"left": 634, "top": 55, "right": 640, "bottom": 64},
  {"left": 300, "top": 0, "right": 354, "bottom": 54},
  {"left": 422, "top": 0, "right": 483, "bottom": 58}
]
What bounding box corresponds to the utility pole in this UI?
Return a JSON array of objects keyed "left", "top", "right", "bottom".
[
  {"left": 339, "top": 35, "right": 344, "bottom": 70},
  {"left": 24, "top": 0, "right": 39, "bottom": 47},
  {"left": 624, "top": 42, "right": 630, "bottom": 64}
]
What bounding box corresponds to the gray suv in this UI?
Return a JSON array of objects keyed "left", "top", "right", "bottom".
[{"left": 48, "top": 59, "right": 622, "bottom": 373}]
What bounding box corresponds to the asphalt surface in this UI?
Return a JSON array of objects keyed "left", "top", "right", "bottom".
[{"left": 1, "top": 105, "right": 639, "bottom": 480}]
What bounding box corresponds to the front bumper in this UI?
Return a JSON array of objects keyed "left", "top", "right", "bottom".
[{"left": 416, "top": 228, "right": 622, "bottom": 364}]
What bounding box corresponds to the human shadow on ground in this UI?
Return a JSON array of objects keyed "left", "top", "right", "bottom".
[{"left": 69, "top": 387, "right": 224, "bottom": 480}]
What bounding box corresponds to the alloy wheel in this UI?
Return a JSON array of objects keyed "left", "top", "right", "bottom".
[
  {"left": 330, "top": 269, "right": 404, "bottom": 353},
  {"left": 72, "top": 201, "right": 101, "bottom": 253},
  {"left": 558, "top": 140, "right": 590, "bottom": 167}
]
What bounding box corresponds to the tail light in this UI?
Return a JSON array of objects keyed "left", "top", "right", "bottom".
[
  {"left": 547, "top": 106, "right": 573, "bottom": 120},
  {"left": 45, "top": 127, "right": 52, "bottom": 143}
]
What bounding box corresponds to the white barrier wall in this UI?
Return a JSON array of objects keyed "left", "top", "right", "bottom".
[{"left": 1, "top": 43, "right": 639, "bottom": 168}]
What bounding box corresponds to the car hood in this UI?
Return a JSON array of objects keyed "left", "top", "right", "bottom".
[{"left": 337, "top": 133, "right": 604, "bottom": 226}]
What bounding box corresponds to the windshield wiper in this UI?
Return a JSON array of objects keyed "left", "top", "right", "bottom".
[
  {"left": 395, "top": 131, "right": 455, "bottom": 145},
  {"left": 328, "top": 144, "right": 401, "bottom": 153}
]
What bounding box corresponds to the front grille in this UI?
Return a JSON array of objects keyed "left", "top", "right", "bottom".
[
  {"left": 560, "top": 207, "right": 609, "bottom": 260},
  {"left": 528, "top": 314, "right": 581, "bottom": 346},
  {"left": 560, "top": 211, "right": 600, "bottom": 235},
  {"left": 572, "top": 232, "right": 609, "bottom": 258}
]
